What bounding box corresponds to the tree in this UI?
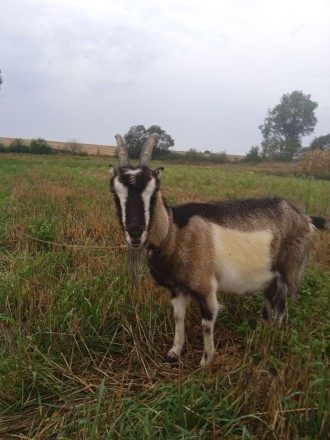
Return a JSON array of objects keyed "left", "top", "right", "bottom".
[
  {"left": 124, "top": 125, "right": 149, "bottom": 158},
  {"left": 259, "top": 91, "right": 318, "bottom": 160},
  {"left": 124, "top": 125, "right": 174, "bottom": 158},
  {"left": 309, "top": 134, "right": 330, "bottom": 150}
]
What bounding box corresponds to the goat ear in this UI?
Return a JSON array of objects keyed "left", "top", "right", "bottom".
[
  {"left": 154, "top": 167, "right": 164, "bottom": 177},
  {"left": 109, "top": 165, "right": 117, "bottom": 177}
]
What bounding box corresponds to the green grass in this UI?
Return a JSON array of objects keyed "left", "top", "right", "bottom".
[{"left": 0, "top": 154, "right": 329, "bottom": 439}]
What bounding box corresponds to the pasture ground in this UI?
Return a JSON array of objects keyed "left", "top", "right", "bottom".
[{"left": 0, "top": 154, "right": 329, "bottom": 439}]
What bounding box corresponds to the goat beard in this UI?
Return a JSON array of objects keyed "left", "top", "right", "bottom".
[{"left": 128, "top": 247, "right": 144, "bottom": 283}]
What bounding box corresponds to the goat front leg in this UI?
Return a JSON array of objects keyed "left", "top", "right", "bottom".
[{"left": 165, "top": 292, "right": 190, "bottom": 363}]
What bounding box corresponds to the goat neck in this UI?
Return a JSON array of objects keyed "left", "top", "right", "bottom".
[{"left": 147, "top": 192, "right": 174, "bottom": 250}]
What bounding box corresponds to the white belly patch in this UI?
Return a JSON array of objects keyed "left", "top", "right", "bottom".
[{"left": 211, "top": 224, "right": 274, "bottom": 295}]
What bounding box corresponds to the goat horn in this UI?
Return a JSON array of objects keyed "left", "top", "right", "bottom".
[
  {"left": 139, "top": 133, "right": 160, "bottom": 167},
  {"left": 115, "top": 134, "right": 129, "bottom": 167}
]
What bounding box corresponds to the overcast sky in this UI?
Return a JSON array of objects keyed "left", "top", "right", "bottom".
[{"left": 1, "top": 0, "right": 329, "bottom": 154}]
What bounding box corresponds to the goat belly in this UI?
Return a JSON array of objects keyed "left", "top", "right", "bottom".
[{"left": 211, "top": 224, "right": 274, "bottom": 295}]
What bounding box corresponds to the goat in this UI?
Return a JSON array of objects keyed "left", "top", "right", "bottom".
[{"left": 109, "top": 134, "right": 329, "bottom": 366}]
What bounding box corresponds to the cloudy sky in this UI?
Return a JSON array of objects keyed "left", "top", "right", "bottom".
[{"left": 1, "top": 0, "right": 329, "bottom": 154}]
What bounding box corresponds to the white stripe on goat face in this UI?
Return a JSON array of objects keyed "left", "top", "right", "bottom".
[
  {"left": 114, "top": 177, "right": 128, "bottom": 227},
  {"left": 141, "top": 177, "right": 156, "bottom": 233}
]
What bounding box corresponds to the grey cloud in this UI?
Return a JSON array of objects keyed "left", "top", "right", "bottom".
[{"left": 1, "top": 0, "right": 330, "bottom": 153}]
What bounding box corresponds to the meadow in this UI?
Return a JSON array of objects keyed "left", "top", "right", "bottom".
[{"left": 0, "top": 154, "right": 329, "bottom": 439}]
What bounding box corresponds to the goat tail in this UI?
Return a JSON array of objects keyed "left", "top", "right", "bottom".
[{"left": 310, "top": 216, "right": 330, "bottom": 231}]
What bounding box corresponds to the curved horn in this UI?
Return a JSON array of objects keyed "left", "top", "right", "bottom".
[
  {"left": 139, "top": 133, "right": 160, "bottom": 167},
  {"left": 115, "top": 134, "right": 129, "bottom": 167}
]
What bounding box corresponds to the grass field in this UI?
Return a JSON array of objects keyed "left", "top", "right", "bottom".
[{"left": 0, "top": 154, "right": 329, "bottom": 439}]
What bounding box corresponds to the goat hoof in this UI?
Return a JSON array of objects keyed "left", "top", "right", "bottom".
[
  {"left": 165, "top": 351, "right": 179, "bottom": 363},
  {"left": 200, "top": 350, "right": 215, "bottom": 367}
]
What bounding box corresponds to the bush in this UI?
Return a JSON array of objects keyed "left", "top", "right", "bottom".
[
  {"left": 156, "top": 149, "right": 228, "bottom": 164},
  {"left": 183, "top": 149, "right": 227, "bottom": 164},
  {"left": 184, "top": 148, "right": 201, "bottom": 162},
  {"left": 211, "top": 151, "right": 227, "bottom": 164},
  {"left": 30, "top": 138, "right": 54, "bottom": 155},
  {"left": 0, "top": 141, "right": 6, "bottom": 152},
  {"left": 8, "top": 139, "right": 29, "bottom": 153},
  {"left": 64, "top": 140, "right": 87, "bottom": 156},
  {"left": 245, "top": 146, "right": 262, "bottom": 163}
]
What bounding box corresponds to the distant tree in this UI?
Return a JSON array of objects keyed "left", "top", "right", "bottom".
[
  {"left": 245, "top": 145, "right": 262, "bottom": 163},
  {"left": 259, "top": 91, "right": 318, "bottom": 160},
  {"left": 147, "top": 125, "right": 175, "bottom": 155},
  {"left": 123, "top": 125, "right": 146, "bottom": 158},
  {"left": 309, "top": 134, "right": 330, "bottom": 150},
  {"left": 124, "top": 125, "right": 174, "bottom": 158},
  {"left": 64, "top": 139, "right": 85, "bottom": 155},
  {"left": 0, "top": 70, "right": 3, "bottom": 90}
]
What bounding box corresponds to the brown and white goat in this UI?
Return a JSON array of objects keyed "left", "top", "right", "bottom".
[{"left": 110, "top": 134, "right": 329, "bottom": 366}]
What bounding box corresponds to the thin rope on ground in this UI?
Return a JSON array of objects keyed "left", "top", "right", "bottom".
[{"left": 21, "top": 232, "right": 127, "bottom": 251}]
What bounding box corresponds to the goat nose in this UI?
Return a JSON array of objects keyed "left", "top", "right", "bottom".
[{"left": 127, "top": 226, "right": 144, "bottom": 243}]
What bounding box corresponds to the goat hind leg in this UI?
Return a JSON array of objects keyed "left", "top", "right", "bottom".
[
  {"left": 262, "top": 298, "right": 273, "bottom": 323},
  {"left": 263, "top": 273, "right": 288, "bottom": 328},
  {"left": 273, "top": 283, "right": 287, "bottom": 328},
  {"left": 199, "top": 289, "right": 219, "bottom": 367}
]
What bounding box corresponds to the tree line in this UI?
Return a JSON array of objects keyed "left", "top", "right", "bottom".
[
  {"left": 119, "top": 91, "right": 328, "bottom": 163},
  {"left": 0, "top": 138, "right": 87, "bottom": 156},
  {"left": 0, "top": 66, "right": 328, "bottom": 162}
]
